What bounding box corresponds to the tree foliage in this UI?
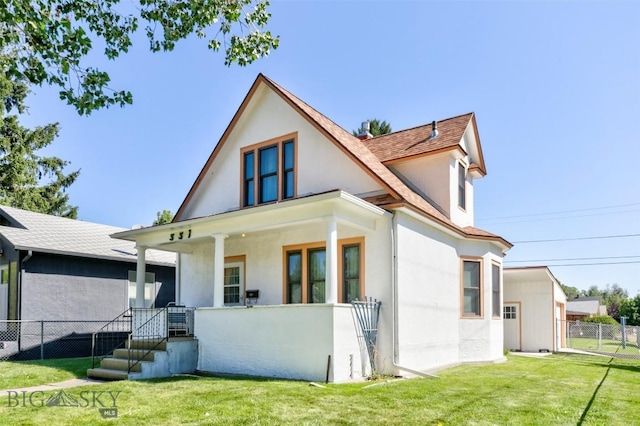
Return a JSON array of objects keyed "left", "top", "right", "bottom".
[
  {"left": 0, "top": 0, "right": 279, "bottom": 115},
  {"left": 352, "top": 119, "right": 392, "bottom": 137},
  {"left": 561, "top": 284, "right": 580, "bottom": 300},
  {"left": 582, "top": 315, "right": 619, "bottom": 325},
  {"left": 570, "top": 283, "right": 630, "bottom": 322},
  {"left": 619, "top": 296, "right": 640, "bottom": 326},
  {"left": 153, "top": 209, "right": 173, "bottom": 225},
  {"left": 0, "top": 70, "right": 79, "bottom": 218}
]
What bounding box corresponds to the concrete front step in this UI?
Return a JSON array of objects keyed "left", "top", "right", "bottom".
[
  {"left": 113, "top": 348, "right": 160, "bottom": 362},
  {"left": 127, "top": 339, "right": 167, "bottom": 351},
  {"left": 86, "top": 368, "right": 129, "bottom": 381},
  {"left": 100, "top": 357, "right": 149, "bottom": 372}
]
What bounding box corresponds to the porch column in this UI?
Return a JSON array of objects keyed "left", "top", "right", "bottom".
[
  {"left": 325, "top": 219, "right": 338, "bottom": 304},
  {"left": 135, "top": 245, "right": 147, "bottom": 308},
  {"left": 213, "top": 234, "right": 228, "bottom": 307}
]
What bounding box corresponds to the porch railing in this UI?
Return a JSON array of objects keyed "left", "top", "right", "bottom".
[
  {"left": 127, "top": 304, "right": 195, "bottom": 373},
  {"left": 91, "top": 305, "right": 195, "bottom": 372}
]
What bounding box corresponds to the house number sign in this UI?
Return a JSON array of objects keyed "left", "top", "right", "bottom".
[{"left": 169, "top": 229, "right": 192, "bottom": 241}]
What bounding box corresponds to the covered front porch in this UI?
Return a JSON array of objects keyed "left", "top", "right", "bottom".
[{"left": 113, "top": 191, "right": 391, "bottom": 381}]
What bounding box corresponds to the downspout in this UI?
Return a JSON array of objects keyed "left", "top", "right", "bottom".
[
  {"left": 22, "top": 250, "right": 33, "bottom": 265},
  {"left": 390, "top": 213, "right": 438, "bottom": 379}
]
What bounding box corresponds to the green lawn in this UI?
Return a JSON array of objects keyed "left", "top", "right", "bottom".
[
  {"left": 0, "top": 357, "right": 92, "bottom": 390},
  {"left": 568, "top": 336, "right": 640, "bottom": 355},
  {"left": 1, "top": 353, "right": 639, "bottom": 425}
]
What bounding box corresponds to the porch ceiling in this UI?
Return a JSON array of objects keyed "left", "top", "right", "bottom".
[{"left": 111, "top": 190, "right": 389, "bottom": 252}]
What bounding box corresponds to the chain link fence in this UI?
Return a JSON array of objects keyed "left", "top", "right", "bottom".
[
  {"left": 0, "top": 320, "right": 113, "bottom": 361},
  {"left": 563, "top": 320, "right": 640, "bottom": 359}
]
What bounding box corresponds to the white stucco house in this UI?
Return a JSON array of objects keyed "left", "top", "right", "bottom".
[
  {"left": 503, "top": 267, "right": 567, "bottom": 352},
  {"left": 113, "top": 74, "right": 512, "bottom": 382}
]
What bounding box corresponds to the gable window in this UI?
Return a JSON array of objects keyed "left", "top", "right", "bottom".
[
  {"left": 458, "top": 162, "right": 466, "bottom": 210},
  {"left": 242, "top": 133, "right": 297, "bottom": 207},
  {"left": 284, "top": 238, "right": 364, "bottom": 304},
  {"left": 461, "top": 259, "right": 482, "bottom": 317},
  {"left": 492, "top": 263, "right": 501, "bottom": 318}
]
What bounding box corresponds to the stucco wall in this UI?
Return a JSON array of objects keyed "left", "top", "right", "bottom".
[
  {"left": 178, "top": 219, "right": 391, "bottom": 309},
  {"left": 182, "top": 86, "right": 383, "bottom": 220},
  {"left": 194, "top": 304, "right": 365, "bottom": 382},
  {"left": 394, "top": 212, "right": 461, "bottom": 370},
  {"left": 390, "top": 153, "right": 475, "bottom": 229},
  {"left": 391, "top": 154, "right": 452, "bottom": 215},
  {"left": 395, "top": 211, "right": 504, "bottom": 370}
]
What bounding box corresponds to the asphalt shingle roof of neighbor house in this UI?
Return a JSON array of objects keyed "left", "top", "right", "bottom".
[
  {"left": 0, "top": 205, "right": 175, "bottom": 266},
  {"left": 566, "top": 298, "right": 606, "bottom": 316}
]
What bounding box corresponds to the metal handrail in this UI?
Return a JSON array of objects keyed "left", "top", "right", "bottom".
[{"left": 91, "top": 308, "right": 132, "bottom": 368}]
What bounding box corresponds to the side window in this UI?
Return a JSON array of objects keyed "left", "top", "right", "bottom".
[
  {"left": 458, "top": 162, "right": 466, "bottom": 210},
  {"left": 492, "top": 263, "right": 501, "bottom": 318},
  {"left": 462, "top": 260, "right": 482, "bottom": 317}
]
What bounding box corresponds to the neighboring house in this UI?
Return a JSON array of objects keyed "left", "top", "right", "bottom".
[
  {"left": 0, "top": 205, "right": 176, "bottom": 325},
  {"left": 114, "top": 74, "right": 511, "bottom": 382},
  {"left": 503, "top": 267, "right": 567, "bottom": 352},
  {"left": 566, "top": 296, "right": 607, "bottom": 321}
]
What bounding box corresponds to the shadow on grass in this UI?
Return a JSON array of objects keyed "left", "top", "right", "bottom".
[
  {"left": 577, "top": 358, "right": 612, "bottom": 426},
  {"left": 6, "top": 357, "right": 92, "bottom": 379}
]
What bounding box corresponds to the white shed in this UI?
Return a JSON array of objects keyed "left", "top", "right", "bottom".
[{"left": 503, "top": 267, "right": 567, "bottom": 352}]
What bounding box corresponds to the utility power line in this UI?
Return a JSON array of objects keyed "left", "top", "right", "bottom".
[
  {"left": 477, "top": 208, "right": 640, "bottom": 226},
  {"left": 512, "top": 233, "right": 640, "bottom": 244},
  {"left": 478, "top": 202, "right": 640, "bottom": 222},
  {"left": 522, "top": 261, "right": 640, "bottom": 267},
  {"left": 505, "top": 256, "right": 640, "bottom": 263}
]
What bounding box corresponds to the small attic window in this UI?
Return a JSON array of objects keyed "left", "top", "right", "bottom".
[{"left": 458, "top": 162, "right": 466, "bottom": 210}]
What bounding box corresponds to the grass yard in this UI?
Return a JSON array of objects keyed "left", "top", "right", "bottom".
[
  {"left": 0, "top": 357, "right": 92, "bottom": 390},
  {"left": 0, "top": 353, "right": 639, "bottom": 425},
  {"left": 568, "top": 337, "right": 640, "bottom": 356}
]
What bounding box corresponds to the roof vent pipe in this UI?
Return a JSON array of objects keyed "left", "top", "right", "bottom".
[
  {"left": 430, "top": 120, "right": 439, "bottom": 139},
  {"left": 362, "top": 121, "right": 370, "bottom": 134}
]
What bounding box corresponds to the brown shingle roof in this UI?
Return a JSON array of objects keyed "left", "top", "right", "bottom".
[
  {"left": 176, "top": 74, "right": 510, "bottom": 250},
  {"left": 361, "top": 113, "right": 473, "bottom": 163},
  {"left": 263, "top": 76, "right": 510, "bottom": 249}
]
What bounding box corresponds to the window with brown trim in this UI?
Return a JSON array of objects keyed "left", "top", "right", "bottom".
[
  {"left": 283, "top": 238, "right": 364, "bottom": 304},
  {"left": 241, "top": 134, "right": 297, "bottom": 207},
  {"left": 492, "top": 263, "right": 501, "bottom": 318},
  {"left": 461, "top": 259, "right": 482, "bottom": 317},
  {"left": 458, "top": 162, "right": 466, "bottom": 210}
]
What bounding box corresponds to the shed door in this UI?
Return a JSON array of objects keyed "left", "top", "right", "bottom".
[{"left": 503, "top": 304, "right": 521, "bottom": 351}]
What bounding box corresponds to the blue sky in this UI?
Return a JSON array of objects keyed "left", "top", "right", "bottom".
[{"left": 20, "top": 1, "right": 640, "bottom": 296}]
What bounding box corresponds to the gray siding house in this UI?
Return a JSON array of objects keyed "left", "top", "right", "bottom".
[{"left": 0, "top": 206, "right": 176, "bottom": 323}]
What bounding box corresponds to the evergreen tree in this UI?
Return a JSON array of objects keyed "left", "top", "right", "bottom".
[{"left": 0, "top": 70, "right": 79, "bottom": 218}]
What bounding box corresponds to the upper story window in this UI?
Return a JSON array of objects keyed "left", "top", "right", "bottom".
[
  {"left": 242, "top": 133, "right": 297, "bottom": 208},
  {"left": 458, "top": 162, "right": 466, "bottom": 210}
]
